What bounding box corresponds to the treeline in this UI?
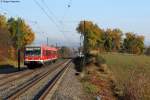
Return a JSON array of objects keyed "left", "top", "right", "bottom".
[
  {"left": 145, "top": 46, "right": 150, "bottom": 55},
  {"left": 0, "top": 14, "right": 35, "bottom": 61},
  {"left": 59, "top": 46, "right": 73, "bottom": 58},
  {"left": 76, "top": 21, "right": 145, "bottom": 55}
]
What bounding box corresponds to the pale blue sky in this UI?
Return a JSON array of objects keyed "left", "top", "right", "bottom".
[{"left": 0, "top": 0, "right": 150, "bottom": 46}]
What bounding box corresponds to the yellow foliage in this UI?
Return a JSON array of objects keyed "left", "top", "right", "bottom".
[
  {"left": 8, "top": 46, "right": 16, "bottom": 60},
  {"left": 8, "top": 17, "right": 35, "bottom": 48}
]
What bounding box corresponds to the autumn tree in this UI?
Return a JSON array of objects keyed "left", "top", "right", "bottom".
[
  {"left": 7, "top": 17, "right": 35, "bottom": 49},
  {"left": 0, "top": 15, "right": 7, "bottom": 29},
  {"left": 111, "top": 29, "right": 123, "bottom": 51},
  {"left": 102, "top": 28, "right": 123, "bottom": 52},
  {"left": 59, "top": 46, "right": 72, "bottom": 58},
  {"left": 0, "top": 15, "right": 11, "bottom": 60},
  {"left": 76, "top": 20, "right": 145, "bottom": 55},
  {"left": 6, "top": 17, "right": 35, "bottom": 59},
  {"left": 96, "top": 29, "right": 105, "bottom": 52},
  {"left": 123, "top": 33, "right": 144, "bottom": 54},
  {"left": 103, "top": 29, "right": 113, "bottom": 51},
  {"left": 76, "top": 21, "right": 104, "bottom": 55}
]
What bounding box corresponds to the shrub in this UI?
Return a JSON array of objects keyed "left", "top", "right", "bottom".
[
  {"left": 85, "top": 53, "right": 96, "bottom": 64},
  {"left": 83, "top": 82, "right": 99, "bottom": 94},
  {"left": 73, "top": 56, "right": 84, "bottom": 72},
  {"left": 95, "top": 54, "right": 106, "bottom": 66}
]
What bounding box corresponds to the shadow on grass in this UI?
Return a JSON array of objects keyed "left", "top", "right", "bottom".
[{"left": 0, "top": 64, "right": 27, "bottom": 74}]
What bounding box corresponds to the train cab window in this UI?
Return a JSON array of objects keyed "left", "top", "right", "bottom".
[
  {"left": 25, "top": 47, "right": 41, "bottom": 56},
  {"left": 54, "top": 51, "right": 56, "bottom": 55},
  {"left": 46, "top": 50, "right": 48, "bottom": 55}
]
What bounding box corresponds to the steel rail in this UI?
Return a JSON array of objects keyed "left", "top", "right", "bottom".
[
  {"left": 6, "top": 60, "right": 69, "bottom": 100},
  {"left": 38, "top": 60, "right": 71, "bottom": 100}
]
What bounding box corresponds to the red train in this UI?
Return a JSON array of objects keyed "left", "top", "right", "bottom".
[{"left": 24, "top": 45, "right": 58, "bottom": 68}]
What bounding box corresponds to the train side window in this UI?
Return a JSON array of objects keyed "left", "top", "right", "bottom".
[
  {"left": 49, "top": 50, "right": 52, "bottom": 55},
  {"left": 51, "top": 51, "right": 54, "bottom": 55},
  {"left": 55, "top": 51, "right": 56, "bottom": 54},
  {"left": 46, "top": 50, "right": 50, "bottom": 55},
  {"left": 46, "top": 50, "right": 47, "bottom": 56},
  {"left": 48, "top": 50, "right": 50, "bottom": 56}
]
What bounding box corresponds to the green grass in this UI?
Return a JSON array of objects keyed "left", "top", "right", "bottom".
[
  {"left": 100, "top": 53, "right": 150, "bottom": 99},
  {"left": 83, "top": 82, "right": 99, "bottom": 94}
]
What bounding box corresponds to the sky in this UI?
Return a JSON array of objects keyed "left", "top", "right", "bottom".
[{"left": 0, "top": 0, "right": 150, "bottom": 47}]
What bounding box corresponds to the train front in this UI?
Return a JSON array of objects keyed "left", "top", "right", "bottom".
[{"left": 24, "top": 47, "right": 43, "bottom": 68}]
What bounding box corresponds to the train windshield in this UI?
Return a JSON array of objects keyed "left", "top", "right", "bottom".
[{"left": 25, "top": 47, "right": 41, "bottom": 56}]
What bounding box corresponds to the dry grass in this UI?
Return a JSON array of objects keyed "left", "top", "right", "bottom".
[
  {"left": 101, "top": 53, "right": 150, "bottom": 100},
  {"left": 80, "top": 64, "right": 117, "bottom": 100},
  {"left": 123, "top": 70, "right": 150, "bottom": 100}
]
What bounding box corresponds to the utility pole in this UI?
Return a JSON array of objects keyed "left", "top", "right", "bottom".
[
  {"left": 83, "top": 20, "right": 86, "bottom": 67},
  {"left": 79, "top": 34, "right": 82, "bottom": 56},
  {"left": 83, "top": 20, "right": 86, "bottom": 54},
  {"left": 17, "top": 19, "right": 21, "bottom": 71}
]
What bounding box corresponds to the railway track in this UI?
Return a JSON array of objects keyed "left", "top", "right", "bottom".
[
  {"left": 0, "top": 60, "right": 66, "bottom": 87},
  {"left": 0, "top": 70, "right": 34, "bottom": 87},
  {"left": 3, "top": 60, "right": 71, "bottom": 100},
  {"left": 38, "top": 60, "right": 71, "bottom": 100},
  {"left": 0, "top": 60, "right": 67, "bottom": 99}
]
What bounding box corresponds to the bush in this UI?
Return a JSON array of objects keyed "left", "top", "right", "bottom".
[
  {"left": 85, "top": 53, "right": 96, "bottom": 64},
  {"left": 83, "top": 82, "right": 99, "bottom": 94},
  {"left": 95, "top": 54, "right": 106, "bottom": 66},
  {"left": 73, "top": 56, "right": 84, "bottom": 72}
]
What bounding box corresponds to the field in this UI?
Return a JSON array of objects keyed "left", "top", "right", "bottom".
[{"left": 101, "top": 53, "right": 150, "bottom": 99}]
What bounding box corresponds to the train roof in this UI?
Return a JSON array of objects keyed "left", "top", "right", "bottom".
[{"left": 25, "top": 45, "right": 58, "bottom": 51}]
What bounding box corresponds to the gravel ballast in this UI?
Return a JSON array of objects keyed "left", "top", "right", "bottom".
[{"left": 52, "top": 63, "right": 88, "bottom": 100}]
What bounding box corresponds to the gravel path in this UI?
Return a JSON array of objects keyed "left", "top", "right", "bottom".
[{"left": 52, "top": 63, "right": 88, "bottom": 100}]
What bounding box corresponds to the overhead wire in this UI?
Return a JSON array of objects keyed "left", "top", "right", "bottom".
[
  {"left": 34, "top": 0, "right": 70, "bottom": 45},
  {"left": 40, "top": 0, "right": 72, "bottom": 35},
  {"left": 40, "top": 0, "right": 68, "bottom": 41},
  {"left": 28, "top": 21, "right": 48, "bottom": 45},
  {"left": 34, "top": 0, "right": 60, "bottom": 31},
  {"left": 40, "top": 0, "right": 59, "bottom": 24},
  {"left": 34, "top": 0, "right": 76, "bottom": 46},
  {"left": 40, "top": 0, "right": 72, "bottom": 33}
]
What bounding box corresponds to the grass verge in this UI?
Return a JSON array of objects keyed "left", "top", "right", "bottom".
[{"left": 101, "top": 53, "right": 150, "bottom": 100}]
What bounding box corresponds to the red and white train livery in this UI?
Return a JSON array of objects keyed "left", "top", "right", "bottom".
[{"left": 24, "top": 45, "right": 58, "bottom": 68}]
